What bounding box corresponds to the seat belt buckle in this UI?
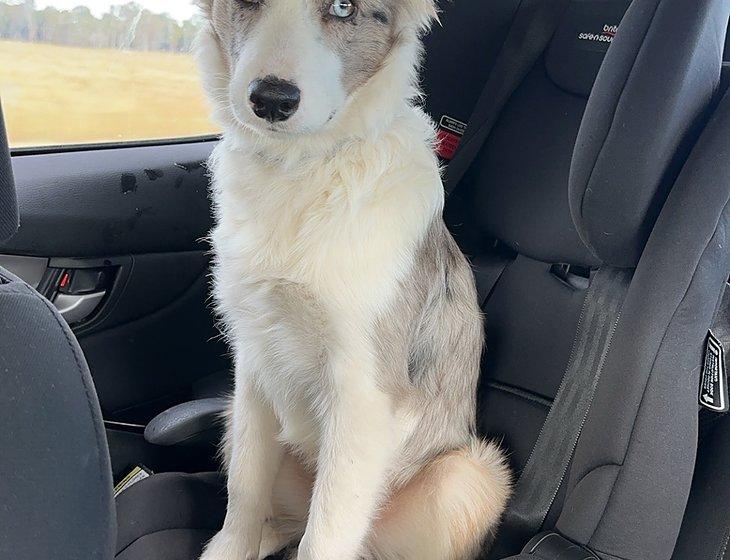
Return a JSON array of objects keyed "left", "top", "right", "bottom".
[{"left": 521, "top": 532, "right": 599, "bottom": 559}]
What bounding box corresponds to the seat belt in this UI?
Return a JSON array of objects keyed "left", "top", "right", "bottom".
[
  {"left": 444, "top": 0, "right": 571, "bottom": 196},
  {"left": 494, "top": 268, "right": 633, "bottom": 556}
]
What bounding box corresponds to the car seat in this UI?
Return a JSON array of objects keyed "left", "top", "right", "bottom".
[{"left": 1, "top": 1, "right": 729, "bottom": 559}]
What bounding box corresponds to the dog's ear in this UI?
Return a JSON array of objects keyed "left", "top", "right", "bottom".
[{"left": 195, "top": 0, "right": 213, "bottom": 20}]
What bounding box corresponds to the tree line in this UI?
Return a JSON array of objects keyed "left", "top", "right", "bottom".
[{"left": 0, "top": 0, "right": 202, "bottom": 52}]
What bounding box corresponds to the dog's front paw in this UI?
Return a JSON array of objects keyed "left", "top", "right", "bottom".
[
  {"left": 295, "top": 533, "right": 366, "bottom": 560},
  {"left": 295, "top": 534, "right": 334, "bottom": 560},
  {"left": 200, "top": 529, "right": 259, "bottom": 560}
]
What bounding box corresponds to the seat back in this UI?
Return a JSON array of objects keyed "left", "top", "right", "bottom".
[
  {"left": 439, "top": 1, "right": 730, "bottom": 558},
  {"left": 557, "top": 3, "right": 730, "bottom": 555},
  {"left": 0, "top": 104, "right": 116, "bottom": 560}
]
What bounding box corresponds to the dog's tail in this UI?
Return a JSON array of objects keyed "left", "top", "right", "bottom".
[
  {"left": 368, "top": 437, "right": 512, "bottom": 560},
  {"left": 458, "top": 436, "right": 513, "bottom": 543},
  {"left": 448, "top": 437, "right": 513, "bottom": 548}
]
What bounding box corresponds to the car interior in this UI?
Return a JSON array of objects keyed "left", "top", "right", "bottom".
[{"left": 1, "top": 0, "right": 730, "bottom": 559}]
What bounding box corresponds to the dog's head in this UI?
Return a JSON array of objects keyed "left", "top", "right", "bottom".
[{"left": 196, "top": 0, "right": 437, "bottom": 139}]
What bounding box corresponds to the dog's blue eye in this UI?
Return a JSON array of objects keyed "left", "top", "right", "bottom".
[{"left": 329, "top": 0, "right": 356, "bottom": 19}]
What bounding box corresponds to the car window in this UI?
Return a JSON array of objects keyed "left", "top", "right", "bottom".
[{"left": 0, "top": 0, "right": 216, "bottom": 149}]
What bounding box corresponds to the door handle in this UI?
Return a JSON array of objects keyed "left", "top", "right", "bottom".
[{"left": 54, "top": 291, "right": 106, "bottom": 324}]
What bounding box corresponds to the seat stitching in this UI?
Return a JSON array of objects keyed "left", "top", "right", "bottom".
[
  {"left": 587, "top": 197, "right": 730, "bottom": 551},
  {"left": 591, "top": 548, "right": 634, "bottom": 560},
  {"left": 484, "top": 380, "right": 553, "bottom": 409},
  {"left": 116, "top": 527, "right": 216, "bottom": 557},
  {"left": 568, "top": 462, "right": 622, "bottom": 496}
]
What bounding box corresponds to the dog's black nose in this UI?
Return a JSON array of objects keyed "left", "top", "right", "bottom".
[{"left": 248, "top": 76, "right": 301, "bottom": 123}]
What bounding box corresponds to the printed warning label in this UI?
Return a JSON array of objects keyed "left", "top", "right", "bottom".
[
  {"left": 436, "top": 115, "right": 468, "bottom": 160},
  {"left": 700, "top": 331, "right": 729, "bottom": 412}
]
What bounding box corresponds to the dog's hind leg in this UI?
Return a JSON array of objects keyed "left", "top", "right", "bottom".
[
  {"left": 258, "top": 453, "right": 313, "bottom": 559},
  {"left": 366, "top": 438, "right": 512, "bottom": 560}
]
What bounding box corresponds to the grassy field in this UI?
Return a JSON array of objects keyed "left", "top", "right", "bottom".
[{"left": 0, "top": 40, "right": 218, "bottom": 148}]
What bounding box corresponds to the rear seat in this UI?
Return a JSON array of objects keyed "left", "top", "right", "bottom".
[
  {"left": 426, "top": 0, "right": 730, "bottom": 558},
  {"left": 113, "top": 1, "right": 730, "bottom": 559}
]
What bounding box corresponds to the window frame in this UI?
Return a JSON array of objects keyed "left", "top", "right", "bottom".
[{"left": 9, "top": 133, "right": 220, "bottom": 157}]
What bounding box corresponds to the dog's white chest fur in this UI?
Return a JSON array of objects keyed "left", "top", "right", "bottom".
[{"left": 210, "top": 113, "right": 442, "bottom": 462}]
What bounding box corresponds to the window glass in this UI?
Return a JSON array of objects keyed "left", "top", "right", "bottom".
[{"left": 0, "top": 0, "right": 217, "bottom": 148}]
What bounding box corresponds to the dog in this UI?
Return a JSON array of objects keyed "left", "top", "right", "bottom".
[{"left": 195, "top": 1, "right": 512, "bottom": 559}]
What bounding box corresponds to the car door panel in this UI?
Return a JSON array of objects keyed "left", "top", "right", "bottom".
[
  {"left": 0, "top": 140, "right": 230, "bottom": 476},
  {"left": 4, "top": 141, "right": 215, "bottom": 256}
]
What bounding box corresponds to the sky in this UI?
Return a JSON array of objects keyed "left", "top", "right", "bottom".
[{"left": 32, "top": 0, "right": 200, "bottom": 22}]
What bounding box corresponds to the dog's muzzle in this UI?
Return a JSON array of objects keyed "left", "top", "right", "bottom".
[{"left": 248, "top": 76, "right": 301, "bottom": 123}]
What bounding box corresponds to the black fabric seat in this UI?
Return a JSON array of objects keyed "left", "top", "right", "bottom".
[
  {"left": 0, "top": 105, "right": 116, "bottom": 559},
  {"left": 115, "top": 1, "right": 730, "bottom": 559},
  {"left": 3, "top": 1, "right": 730, "bottom": 560},
  {"left": 449, "top": 0, "right": 730, "bottom": 557},
  {"left": 115, "top": 472, "right": 225, "bottom": 560}
]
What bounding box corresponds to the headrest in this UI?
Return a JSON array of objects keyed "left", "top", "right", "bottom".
[
  {"left": 569, "top": 0, "right": 730, "bottom": 267},
  {"left": 546, "top": 0, "right": 632, "bottom": 97},
  {"left": 0, "top": 102, "right": 18, "bottom": 244}
]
